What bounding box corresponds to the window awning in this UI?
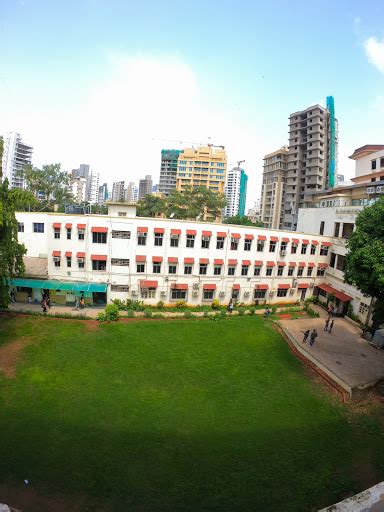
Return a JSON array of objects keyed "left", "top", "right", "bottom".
[
  {"left": 152, "top": 256, "right": 163, "bottom": 263},
  {"left": 231, "top": 233, "right": 241, "bottom": 239},
  {"left": 186, "top": 230, "right": 196, "bottom": 235},
  {"left": 278, "top": 284, "right": 290, "bottom": 289},
  {"left": 140, "top": 280, "right": 158, "bottom": 288},
  {"left": 217, "top": 231, "right": 227, "bottom": 237},
  {"left": 77, "top": 223, "right": 86, "bottom": 229},
  {"left": 277, "top": 261, "right": 286, "bottom": 266},
  {"left": 266, "top": 261, "right": 275, "bottom": 267},
  {"left": 203, "top": 284, "right": 216, "bottom": 290},
  {"left": 184, "top": 257, "right": 194, "bottom": 264},
  {"left": 136, "top": 255, "right": 146, "bottom": 262},
  {"left": 65, "top": 223, "right": 72, "bottom": 229},
  {"left": 245, "top": 234, "right": 254, "bottom": 240},
  {"left": 154, "top": 228, "right": 164, "bottom": 234},
  {"left": 9, "top": 278, "right": 107, "bottom": 293},
  {"left": 258, "top": 235, "right": 267, "bottom": 241},
  {"left": 168, "top": 257, "right": 178, "bottom": 263},
  {"left": 289, "top": 262, "right": 296, "bottom": 266},
  {"left": 77, "top": 252, "right": 85, "bottom": 258},
  {"left": 308, "top": 262, "right": 315, "bottom": 267},
  {"left": 298, "top": 283, "right": 310, "bottom": 289},
  {"left": 255, "top": 284, "right": 268, "bottom": 290},
  {"left": 298, "top": 261, "right": 306, "bottom": 267},
  {"left": 171, "top": 229, "right": 181, "bottom": 235},
  {"left": 91, "top": 255, "right": 107, "bottom": 261},
  {"left": 254, "top": 260, "right": 263, "bottom": 266},
  {"left": 65, "top": 251, "right": 72, "bottom": 257},
  {"left": 311, "top": 240, "right": 319, "bottom": 245},
  {"left": 137, "top": 227, "right": 148, "bottom": 233},
  {"left": 242, "top": 260, "right": 251, "bottom": 266},
  {"left": 292, "top": 238, "right": 300, "bottom": 244},
  {"left": 318, "top": 262, "right": 328, "bottom": 268},
  {"left": 282, "top": 237, "right": 290, "bottom": 242},
  {"left": 52, "top": 250, "right": 61, "bottom": 257},
  {"left": 91, "top": 227, "right": 108, "bottom": 233},
  {"left": 228, "top": 259, "right": 238, "bottom": 265},
  {"left": 199, "top": 258, "right": 209, "bottom": 264},
  {"left": 172, "top": 283, "right": 188, "bottom": 290},
  {"left": 321, "top": 241, "right": 332, "bottom": 247},
  {"left": 52, "top": 223, "right": 61, "bottom": 228},
  {"left": 316, "top": 283, "right": 353, "bottom": 302},
  {"left": 232, "top": 284, "right": 240, "bottom": 290},
  {"left": 302, "top": 239, "right": 309, "bottom": 244},
  {"left": 270, "top": 236, "right": 279, "bottom": 242},
  {"left": 202, "top": 230, "right": 212, "bottom": 236},
  {"left": 214, "top": 259, "right": 224, "bottom": 265}
]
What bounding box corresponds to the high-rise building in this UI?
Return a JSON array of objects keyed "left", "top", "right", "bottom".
[
  {"left": 159, "top": 149, "right": 181, "bottom": 196},
  {"left": 124, "top": 182, "right": 139, "bottom": 202},
  {"left": 247, "top": 199, "right": 261, "bottom": 224},
  {"left": 139, "top": 175, "right": 153, "bottom": 199},
  {"left": 224, "top": 165, "right": 248, "bottom": 218},
  {"left": 176, "top": 145, "right": 227, "bottom": 194},
  {"left": 87, "top": 171, "right": 99, "bottom": 204},
  {"left": 2, "top": 132, "right": 33, "bottom": 189},
  {"left": 260, "top": 147, "right": 289, "bottom": 229},
  {"left": 283, "top": 97, "right": 338, "bottom": 229},
  {"left": 70, "top": 177, "right": 87, "bottom": 203},
  {"left": 98, "top": 183, "right": 109, "bottom": 205},
  {"left": 112, "top": 181, "right": 125, "bottom": 202}
]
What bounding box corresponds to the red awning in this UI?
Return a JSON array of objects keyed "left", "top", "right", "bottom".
[
  {"left": 302, "top": 239, "right": 309, "bottom": 244},
  {"left": 199, "top": 258, "right": 209, "bottom": 264},
  {"left": 65, "top": 223, "right": 72, "bottom": 229},
  {"left": 52, "top": 250, "right": 61, "bottom": 257},
  {"left": 255, "top": 284, "right": 269, "bottom": 290},
  {"left": 311, "top": 240, "right": 319, "bottom": 245},
  {"left": 299, "top": 261, "right": 306, "bottom": 267},
  {"left": 228, "top": 259, "right": 238, "bottom": 265},
  {"left": 202, "top": 230, "right": 212, "bottom": 236},
  {"left": 278, "top": 261, "right": 286, "bottom": 266},
  {"left": 242, "top": 260, "right": 251, "bottom": 265},
  {"left": 258, "top": 235, "right": 267, "bottom": 241},
  {"left": 77, "top": 223, "right": 86, "bottom": 229},
  {"left": 278, "top": 284, "right": 290, "bottom": 289},
  {"left": 321, "top": 241, "right": 332, "bottom": 247},
  {"left": 245, "top": 234, "right": 254, "bottom": 240},
  {"left": 91, "top": 255, "right": 107, "bottom": 261},
  {"left": 140, "top": 280, "right": 158, "bottom": 288},
  {"left": 292, "top": 238, "right": 300, "bottom": 244},
  {"left": 152, "top": 256, "right": 163, "bottom": 263},
  {"left": 137, "top": 227, "right": 148, "bottom": 233},
  {"left": 298, "top": 283, "right": 310, "bottom": 289},
  {"left": 231, "top": 233, "right": 241, "bottom": 239},
  {"left": 217, "top": 231, "right": 227, "bottom": 237},
  {"left": 154, "top": 228, "right": 164, "bottom": 234},
  {"left": 171, "top": 229, "right": 181, "bottom": 235},
  {"left": 91, "top": 227, "right": 108, "bottom": 233},
  {"left": 214, "top": 259, "right": 224, "bottom": 265},
  {"left": 172, "top": 283, "right": 188, "bottom": 290},
  {"left": 289, "top": 262, "right": 297, "bottom": 266},
  {"left": 270, "top": 236, "right": 279, "bottom": 242},
  {"left": 203, "top": 284, "right": 216, "bottom": 290},
  {"left": 254, "top": 260, "right": 263, "bottom": 266},
  {"left": 232, "top": 284, "right": 241, "bottom": 290},
  {"left": 186, "top": 229, "right": 196, "bottom": 235},
  {"left": 282, "top": 237, "right": 290, "bottom": 242},
  {"left": 65, "top": 251, "right": 72, "bottom": 257},
  {"left": 317, "top": 262, "right": 328, "bottom": 268},
  {"left": 266, "top": 261, "right": 275, "bottom": 267},
  {"left": 184, "top": 257, "right": 194, "bottom": 264},
  {"left": 317, "top": 283, "right": 353, "bottom": 302},
  {"left": 168, "top": 257, "right": 178, "bottom": 263},
  {"left": 53, "top": 223, "right": 61, "bottom": 229},
  {"left": 76, "top": 252, "right": 85, "bottom": 258},
  {"left": 136, "top": 255, "right": 146, "bottom": 262},
  {"left": 308, "top": 262, "right": 315, "bottom": 267}
]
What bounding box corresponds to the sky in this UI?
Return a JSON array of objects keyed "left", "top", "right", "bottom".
[{"left": 1, "top": 0, "right": 384, "bottom": 208}]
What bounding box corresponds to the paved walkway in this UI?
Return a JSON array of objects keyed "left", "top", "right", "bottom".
[
  {"left": 8, "top": 302, "right": 104, "bottom": 318},
  {"left": 279, "top": 306, "right": 384, "bottom": 397}
]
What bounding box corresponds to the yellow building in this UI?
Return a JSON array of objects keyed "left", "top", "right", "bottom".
[{"left": 176, "top": 145, "right": 227, "bottom": 194}]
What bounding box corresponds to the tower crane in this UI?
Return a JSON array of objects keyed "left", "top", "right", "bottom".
[{"left": 152, "top": 137, "right": 225, "bottom": 150}]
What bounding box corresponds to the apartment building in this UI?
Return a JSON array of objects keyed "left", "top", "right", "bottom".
[
  {"left": 2, "top": 132, "right": 33, "bottom": 189},
  {"left": 176, "top": 145, "right": 227, "bottom": 194},
  {"left": 70, "top": 164, "right": 99, "bottom": 204},
  {"left": 159, "top": 149, "right": 181, "bottom": 196},
  {"left": 98, "top": 183, "right": 109, "bottom": 206},
  {"left": 111, "top": 181, "right": 125, "bottom": 202},
  {"left": 260, "top": 147, "right": 289, "bottom": 229},
  {"left": 13, "top": 202, "right": 333, "bottom": 307},
  {"left": 70, "top": 177, "right": 87, "bottom": 203},
  {"left": 139, "top": 175, "right": 153, "bottom": 199},
  {"left": 283, "top": 97, "right": 338, "bottom": 229},
  {"left": 224, "top": 165, "right": 248, "bottom": 218},
  {"left": 124, "top": 182, "right": 139, "bottom": 202}
]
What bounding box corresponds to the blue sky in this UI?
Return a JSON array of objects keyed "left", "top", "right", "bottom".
[{"left": 1, "top": 0, "right": 384, "bottom": 206}]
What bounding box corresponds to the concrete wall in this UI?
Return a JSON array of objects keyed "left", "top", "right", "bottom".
[{"left": 355, "top": 149, "right": 384, "bottom": 178}]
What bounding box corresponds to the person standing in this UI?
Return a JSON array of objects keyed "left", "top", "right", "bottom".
[
  {"left": 309, "top": 329, "right": 318, "bottom": 346},
  {"left": 9, "top": 290, "right": 16, "bottom": 304},
  {"left": 41, "top": 298, "right": 47, "bottom": 313},
  {"left": 328, "top": 319, "right": 334, "bottom": 334},
  {"left": 75, "top": 296, "right": 80, "bottom": 311},
  {"left": 227, "top": 300, "right": 233, "bottom": 315},
  {"left": 324, "top": 317, "right": 330, "bottom": 332},
  {"left": 28, "top": 290, "right": 32, "bottom": 304},
  {"left": 301, "top": 329, "right": 310, "bottom": 343}
]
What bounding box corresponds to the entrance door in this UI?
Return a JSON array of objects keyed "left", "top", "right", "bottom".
[
  {"left": 300, "top": 289, "right": 307, "bottom": 301},
  {"left": 93, "top": 292, "right": 106, "bottom": 304}
]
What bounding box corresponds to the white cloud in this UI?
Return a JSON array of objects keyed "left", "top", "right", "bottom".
[{"left": 364, "top": 36, "right": 384, "bottom": 73}]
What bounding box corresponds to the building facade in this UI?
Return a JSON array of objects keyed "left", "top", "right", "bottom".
[
  {"left": 139, "top": 175, "right": 153, "bottom": 199},
  {"left": 159, "top": 149, "right": 181, "bottom": 196},
  {"left": 70, "top": 177, "right": 87, "bottom": 203},
  {"left": 224, "top": 166, "right": 248, "bottom": 218},
  {"left": 2, "top": 132, "right": 33, "bottom": 189},
  {"left": 260, "top": 147, "right": 289, "bottom": 229},
  {"left": 14, "top": 203, "right": 332, "bottom": 307},
  {"left": 98, "top": 183, "right": 109, "bottom": 206},
  {"left": 124, "top": 182, "right": 138, "bottom": 202},
  {"left": 111, "top": 181, "right": 125, "bottom": 202},
  {"left": 176, "top": 145, "right": 227, "bottom": 194}
]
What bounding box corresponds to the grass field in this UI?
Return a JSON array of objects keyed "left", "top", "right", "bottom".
[{"left": 0, "top": 315, "right": 383, "bottom": 512}]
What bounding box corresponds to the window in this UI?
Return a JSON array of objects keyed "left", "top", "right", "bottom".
[
  {"left": 277, "top": 289, "right": 288, "bottom": 297},
  {"left": 93, "top": 232, "right": 107, "bottom": 244},
  {"left": 168, "top": 264, "right": 177, "bottom": 274},
  {"left": 54, "top": 228, "right": 60, "bottom": 239},
  {"left": 171, "top": 289, "right": 186, "bottom": 300},
  {"left": 17, "top": 222, "right": 24, "bottom": 232},
  {"left": 381, "top": 157, "right": 384, "bottom": 168},
  {"left": 111, "top": 259, "right": 130, "bottom": 266},
  {"left": 201, "top": 237, "right": 210, "bottom": 249},
  {"left": 78, "top": 229, "right": 85, "bottom": 240},
  {"left": 320, "top": 245, "right": 329, "bottom": 256},
  {"left": 310, "top": 244, "right": 316, "bottom": 255},
  {"left": 359, "top": 302, "right": 369, "bottom": 315},
  {"left": 317, "top": 267, "right": 325, "bottom": 276},
  {"left": 141, "top": 287, "right": 156, "bottom": 299},
  {"left": 78, "top": 258, "right": 85, "bottom": 269},
  {"left": 136, "top": 263, "right": 145, "bottom": 273},
  {"left": 112, "top": 230, "right": 131, "bottom": 239},
  {"left": 33, "top": 223, "right": 44, "bottom": 233},
  {"left": 111, "top": 285, "right": 129, "bottom": 292},
  {"left": 254, "top": 266, "right": 261, "bottom": 276},
  {"left": 291, "top": 244, "right": 297, "bottom": 254},
  {"left": 216, "top": 237, "right": 224, "bottom": 249},
  {"left": 118, "top": 212, "right": 127, "bottom": 217},
  {"left": 230, "top": 238, "right": 239, "bottom": 250},
  {"left": 288, "top": 267, "right": 294, "bottom": 276},
  {"left": 170, "top": 236, "right": 179, "bottom": 248},
  {"left": 199, "top": 264, "right": 207, "bottom": 275},
  {"left": 371, "top": 159, "right": 377, "bottom": 170},
  {"left": 92, "top": 260, "right": 106, "bottom": 271},
  {"left": 319, "top": 221, "right": 325, "bottom": 235},
  {"left": 203, "top": 290, "right": 214, "bottom": 300},
  {"left": 297, "top": 267, "right": 304, "bottom": 276},
  {"left": 254, "top": 290, "right": 266, "bottom": 299},
  {"left": 153, "top": 262, "right": 161, "bottom": 273},
  {"left": 138, "top": 233, "right": 147, "bottom": 246},
  {"left": 67, "top": 228, "right": 72, "bottom": 240},
  {"left": 280, "top": 242, "right": 287, "bottom": 253},
  {"left": 186, "top": 234, "right": 195, "bottom": 248},
  {"left": 66, "top": 256, "right": 72, "bottom": 268},
  {"left": 269, "top": 242, "right": 276, "bottom": 252},
  {"left": 228, "top": 266, "right": 236, "bottom": 276},
  {"left": 244, "top": 239, "right": 252, "bottom": 251},
  {"left": 214, "top": 266, "right": 222, "bottom": 275},
  {"left": 301, "top": 244, "right": 307, "bottom": 255},
  {"left": 154, "top": 233, "right": 163, "bottom": 246},
  {"left": 54, "top": 257, "right": 60, "bottom": 267},
  {"left": 336, "top": 254, "right": 346, "bottom": 271},
  {"left": 307, "top": 267, "right": 313, "bottom": 277},
  {"left": 241, "top": 265, "right": 249, "bottom": 276},
  {"left": 232, "top": 289, "right": 239, "bottom": 300},
  {"left": 184, "top": 265, "right": 192, "bottom": 275},
  {"left": 277, "top": 266, "right": 284, "bottom": 276},
  {"left": 266, "top": 268, "right": 273, "bottom": 276},
  {"left": 257, "top": 240, "right": 265, "bottom": 251}
]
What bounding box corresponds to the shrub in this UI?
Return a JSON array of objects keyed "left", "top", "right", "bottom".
[
  {"left": 184, "top": 310, "right": 193, "bottom": 318},
  {"left": 104, "top": 304, "right": 119, "bottom": 322},
  {"left": 211, "top": 299, "right": 220, "bottom": 310},
  {"left": 126, "top": 309, "right": 135, "bottom": 318},
  {"left": 304, "top": 303, "right": 320, "bottom": 318},
  {"left": 156, "top": 300, "right": 164, "bottom": 309},
  {"left": 248, "top": 307, "right": 256, "bottom": 316},
  {"left": 175, "top": 300, "right": 186, "bottom": 309},
  {"left": 126, "top": 299, "right": 145, "bottom": 311},
  {"left": 153, "top": 313, "right": 164, "bottom": 319},
  {"left": 203, "top": 310, "right": 209, "bottom": 318},
  {"left": 271, "top": 305, "right": 277, "bottom": 314},
  {"left": 112, "top": 298, "right": 126, "bottom": 310},
  {"left": 220, "top": 309, "right": 227, "bottom": 318},
  {"left": 347, "top": 304, "right": 361, "bottom": 323},
  {"left": 96, "top": 312, "right": 106, "bottom": 322},
  {"left": 144, "top": 309, "right": 153, "bottom": 318},
  {"left": 238, "top": 307, "right": 245, "bottom": 316}
]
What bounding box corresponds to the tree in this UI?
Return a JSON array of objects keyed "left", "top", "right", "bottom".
[
  {"left": 167, "top": 186, "right": 227, "bottom": 221},
  {"left": 0, "top": 137, "right": 27, "bottom": 309},
  {"left": 136, "top": 194, "right": 166, "bottom": 217},
  {"left": 224, "top": 215, "right": 263, "bottom": 227},
  {"left": 344, "top": 198, "right": 384, "bottom": 331},
  {"left": 8, "top": 188, "right": 39, "bottom": 211},
  {"left": 20, "top": 163, "right": 72, "bottom": 206}
]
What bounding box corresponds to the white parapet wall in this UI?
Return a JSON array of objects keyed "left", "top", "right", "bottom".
[{"left": 319, "top": 481, "right": 384, "bottom": 511}]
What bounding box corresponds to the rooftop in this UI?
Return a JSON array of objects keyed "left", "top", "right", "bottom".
[{"left": 348, "top": 144, "right": 384, "bottom": 160}]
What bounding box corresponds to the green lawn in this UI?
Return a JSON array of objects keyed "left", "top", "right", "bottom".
[{"left": 0, "top": 315, "right": 383, "bottom": 512}]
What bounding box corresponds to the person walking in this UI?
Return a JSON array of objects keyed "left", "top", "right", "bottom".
[
  {"left": 328, "top": 319, "right": 334, "bottom": 334},
  {"left": 9, "top": 290, "right": 16, "bottom": 304},
  {"left": 264, "top": 306, "right": 271, "bottom": 318},
  {"left": 27, "top": 290, "right": 32, "bottom": 304},
  {"left": 80, "top": 295, "right": 85, "bottom": 309},
  {"left": 41, "top": 298, "right": 47, "bottom": 313},
  {"left": 324, "top": 317, "right": 330, "bottom": 332},
  {"left": 227, "top": 300, "right": 233, "bottom": 315},
  {"left": 309, "top": 329, "right": 318, "bottom": 346},
  {"left": 301, "top": 329, "right": 310, "bottom": 343}
]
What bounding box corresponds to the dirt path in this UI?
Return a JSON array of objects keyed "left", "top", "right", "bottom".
[{"left": 0, "top": 336, "right": 35, "bottom": 378}]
